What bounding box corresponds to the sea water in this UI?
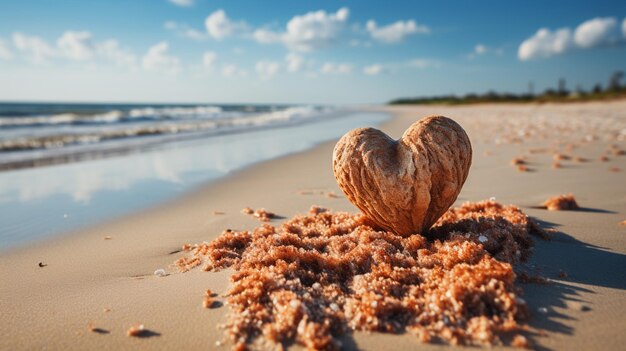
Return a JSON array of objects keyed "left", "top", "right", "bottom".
[{"left": 0, "top": 103, "right": 389, "bottom": 250}]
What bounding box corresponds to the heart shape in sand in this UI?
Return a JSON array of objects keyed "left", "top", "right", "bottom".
[{"left": 333, "top": 115, "right": 472, "bottom": 236}]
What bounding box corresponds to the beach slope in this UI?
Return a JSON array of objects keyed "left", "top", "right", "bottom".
[{"left": 1, "top": 102, "right": 625, "bottom": 350}]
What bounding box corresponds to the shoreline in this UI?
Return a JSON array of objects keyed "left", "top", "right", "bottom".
[
  {"left": 1, "top": 102, "right": 625, "bottom": 350},
  {"left": 0, "top": 110, "right": 389, "bottom": 252},
  {"left": 0, "top": 108, "right": 356, "bottom": 172},
  {"left": 0, "top": 136, "right": 353, "bottom": 257}
]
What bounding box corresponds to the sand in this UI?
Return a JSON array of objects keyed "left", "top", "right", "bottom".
[{"left": 1, "top": 101, "right": 625, "bottom": 350}]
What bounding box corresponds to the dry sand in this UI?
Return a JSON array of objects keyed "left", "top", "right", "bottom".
[{"left": 1, "top": 101, "right": 625, "bottom": 350}]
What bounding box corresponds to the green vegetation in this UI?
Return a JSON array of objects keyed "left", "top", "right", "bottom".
[{"left": 389, "top": 71, "right": 626, "bottom": 105}]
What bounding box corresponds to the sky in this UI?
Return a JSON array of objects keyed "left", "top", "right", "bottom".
[{"left": 0, "top": 0, "right": 625, "bottom": 104}]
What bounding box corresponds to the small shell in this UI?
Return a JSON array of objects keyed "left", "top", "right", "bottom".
[{"left": 127, "top": 323, "right": 145, "bottom": 337}]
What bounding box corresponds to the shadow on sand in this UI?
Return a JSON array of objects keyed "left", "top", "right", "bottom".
[
  {"left": 529, "top": 206, "right": 617, "bottom": 214},
  {"left": 132, "top": 329, "right": 161, "bottom": 338},
  {"left": 531, "top": 218, "right": 626, "bottom": 290},
  {"left": 517, "top": 217, "right": 626, "bottom": 350}
]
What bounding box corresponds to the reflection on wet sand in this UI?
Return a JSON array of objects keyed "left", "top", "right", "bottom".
[{"left": 0, "top": 112, "right": 389, "bottom": 250}]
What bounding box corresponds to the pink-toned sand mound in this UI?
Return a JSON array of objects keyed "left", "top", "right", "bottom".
[
  {"left": 541, "top": 194, "right": 580, "bottom": 211},
  {"left": 176, "top": 201, "right": 546, "bottom": 350}
]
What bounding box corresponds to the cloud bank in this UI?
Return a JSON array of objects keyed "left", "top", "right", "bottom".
[
  {"left": 57, "top": 31, "right": 95, "bottom": 61},
  {"left": 205, "top": 10, "right": 247, "bottom": 40},
  {"left": 366, "top": 19, "right": 428, "bottom": 43},
  {"left": 519, "top": 16, "right": 625, "bottom": 60},
  {"left": 574, "top": 17, "right": 618, "bottom": 48},
  {"left": 141, "top": 41, "right": 180, "bottom": 72},
  {"left": 253, "top": 8, "right": 349, "bottom": 52},
  {"left": 12, "top": 32, "right": 57, "bottom": 64}
]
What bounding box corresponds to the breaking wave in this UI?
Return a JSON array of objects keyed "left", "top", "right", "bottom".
[{"left": 0, "top": 104, "right": 339, "bottom": 164}]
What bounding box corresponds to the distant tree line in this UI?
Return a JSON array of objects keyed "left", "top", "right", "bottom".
[{"left": 389, "top": 71, "right": 626, "bottom": 105}]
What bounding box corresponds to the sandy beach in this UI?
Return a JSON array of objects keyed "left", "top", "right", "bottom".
[{"left": 1, "top": 102, "right": 625, "bottom": 350}]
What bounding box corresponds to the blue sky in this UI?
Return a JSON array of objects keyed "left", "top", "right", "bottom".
[{"left": 0, "top": 0, "right": 625, "bottom": 104}]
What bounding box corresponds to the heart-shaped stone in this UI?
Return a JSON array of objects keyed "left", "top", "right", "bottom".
[{"left": 333, "top": 115, "right": 472, "bottom": 236}]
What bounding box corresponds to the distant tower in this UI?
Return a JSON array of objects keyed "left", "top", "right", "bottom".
[{"left": 528, "top": 82, "right": 534, "bottom": 96}]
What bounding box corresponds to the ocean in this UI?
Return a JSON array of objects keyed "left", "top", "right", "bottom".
[
  {"left": 0, "top": 102, "right": 390, "bottom": 250},
  {"left": 0, "top": 102, "right": 336, "bottom": 170}
]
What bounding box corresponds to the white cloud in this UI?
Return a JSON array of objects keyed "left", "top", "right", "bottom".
[
  {"left": 253, "top": 29, "right": 282, "bottom": 44},
  {"left": 574, "top": 17, "right": 618, "bottom": 48},
  {"left": 255, "top": 60, "right": 280, "bottom": 79},
  {"left": 0, "top": 38, "right": 13, "bottom": 60},
  {"left": 285, "top": 53, "right": 303, "bottom": 72},
  {"left": 165, "top": 21, "right": 206, "bottom": 40},
  {"left": 253, "top": 7, "right": 349, "bottom": 52},
  {"left": 202, "top": 51, "right": 217, "bottom": 69},
  {"left": 141, "top": 41, "right": 180, "bottom": 72},
  {"left": 57, "top": 31, "right": 95, "bottom": 61},
  {"left": 205, "top": 9, "right": 247, "bottom": 40},
  {"left": 366, "top": 19, "right": 428, "bottom": 44},
  {"left": 12, "top": 32, "right": 57, "bottom": 64},
  {"left": 363, "top": 64, "right": 383, "bottom": 75},
  {"left": 97, "top": 40, "right": 137, "bottom": 67},
  {"left": 320, "top": 62, "right": 352, "bottom": 75},
  {"left": 169, "top": 0, "right": 193, "bottom": 7},
  {"left": 519, "top": 16, "right": 626, "bottom": 61},
  {"left": 12, "top": 31, "right": 137, "bottom": 67},
  {"left": 222, "top": 63, "right": 247, "bottom": 77},
  {"left": 7, "top": 31, "right": 163, "bottom": 71},
  {"left": 518, "top": 27, "right": 573, "bottom": 61},
  {"left": 474, "top": 44, "right": 487, "bottom": 55}
]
